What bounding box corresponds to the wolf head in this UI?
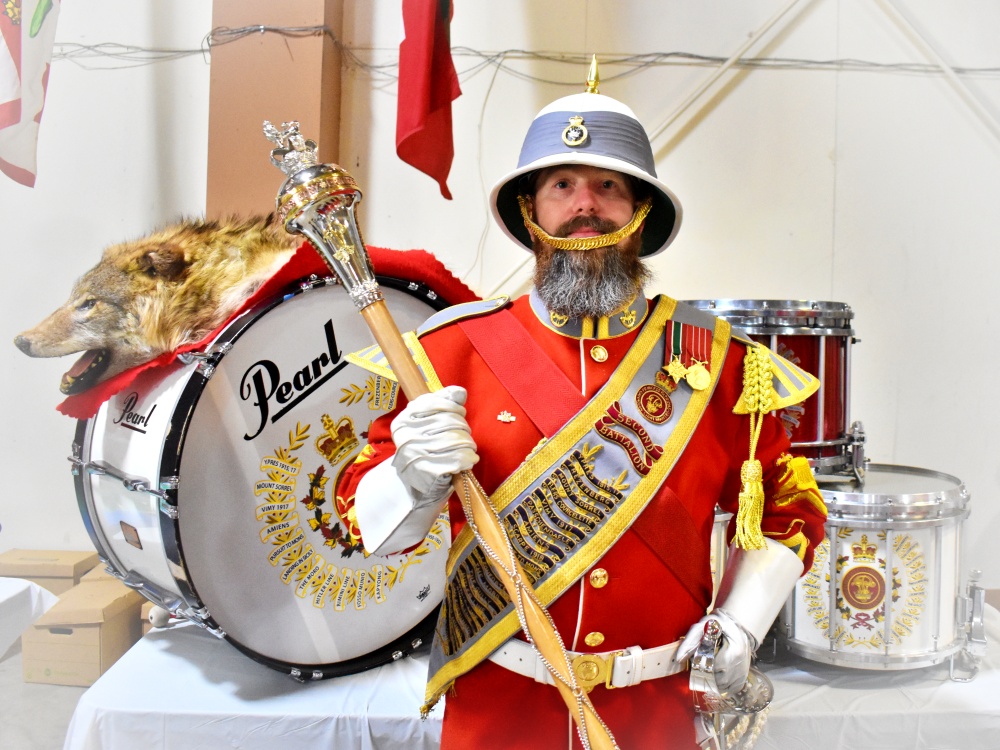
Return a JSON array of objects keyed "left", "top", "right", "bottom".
[{"left": 14, "top": 216, "right": 297, "bottom": 394}]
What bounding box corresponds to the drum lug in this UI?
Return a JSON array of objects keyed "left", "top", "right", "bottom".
[
  {"left": 299, "top": 274, "right": 337, "bottom": 291},
  {"left": 159, "top": 498, "right": 179, "bottom": 520},
  {"left": 178, "top": 343, "right": 233, "bottom": 379},
  {"left": 962, "top": 570, "right": 988, "bottom": 656},
  {"left": 287, "top": 668, "right": 325, "bottom": 682},
  {"left": 182, "top": 606, "right": 226, "bottom": 639},
  {"left": 847, "top": 421, "right": 868, "bottom": 484}
]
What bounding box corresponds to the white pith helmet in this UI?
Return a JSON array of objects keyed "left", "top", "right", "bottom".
[{"left": 489, "top": 59, "right": 682, "bottom": 258}]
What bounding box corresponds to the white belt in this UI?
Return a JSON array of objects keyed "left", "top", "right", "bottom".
[{"left": 488, "top": 638, "right": 686, "bottom": 693}]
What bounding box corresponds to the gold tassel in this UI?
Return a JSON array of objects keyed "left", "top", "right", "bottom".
[
  {"left": 734, "top": 345, "right": 772, "bottom": 550},
  {"left": 734, "top": 457, "right": 766, "bottom": 550}
]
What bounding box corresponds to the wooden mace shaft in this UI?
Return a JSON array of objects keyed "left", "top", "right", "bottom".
[{"left": 360, "top": 300, "right": 617, "bottom": 750}]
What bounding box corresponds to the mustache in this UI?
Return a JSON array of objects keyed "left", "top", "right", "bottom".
[{"left": 554, "top": 215, "right": 620, "bottom": 237}]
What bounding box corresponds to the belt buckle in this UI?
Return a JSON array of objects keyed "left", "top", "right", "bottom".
[{"left": 571, "top": 650, "right": 625, "bottom": 693}]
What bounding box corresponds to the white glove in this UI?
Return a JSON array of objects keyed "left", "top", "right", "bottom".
[
  {"left": 677, "top": 608, "right": 755, "bottom": 696},
  {"left": 390, "top": 385, "right": 479, "bottom": 507},
  {"left": 355, "top": 385, "right": 478, "bottom": 556}
]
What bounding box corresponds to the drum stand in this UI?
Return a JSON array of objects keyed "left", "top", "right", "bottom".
[
  {"left": 810, "top": 420, "right": 868, "bottom": 487},
  {"left": 950, "top": 570, "right": 989, "bottom": 682}
]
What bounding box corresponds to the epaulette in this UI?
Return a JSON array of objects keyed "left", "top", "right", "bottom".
[
  {"left": 733, "top": 341, "right": 820, "bottom": 414},
  {"left": 730, "top": 328, "right": 755, "bottom": 346},
  {"left": 344, "top": 296, "right": 509, "bottom": 386},
  {"left": 730, "top": 340, "right": 820, "bottom": 552},
  {"left": 416, "top": 295, "right": 510, "bottom": 337}
]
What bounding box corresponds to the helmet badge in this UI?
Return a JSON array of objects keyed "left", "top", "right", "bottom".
[{"left": 562, "top": 115, "right": 588, "bottom": 147}]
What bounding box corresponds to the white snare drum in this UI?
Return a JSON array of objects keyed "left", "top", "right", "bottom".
[
  {"left": 72, "top": 277, "right": 451, "bottom": 677},
  {"left": 780, "top": 464, "right": 970, "bottom": 669},
  {"left": 685, "top": 300, "right": 855, "bottom": 474}
]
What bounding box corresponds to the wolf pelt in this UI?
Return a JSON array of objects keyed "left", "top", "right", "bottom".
[{"left": 14, "top": 216, "right": 297, "bottom": 394}]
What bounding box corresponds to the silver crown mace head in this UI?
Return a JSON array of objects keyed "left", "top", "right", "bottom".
[{"left": 263, "top": 120, "right": 320, "bottom": 177}]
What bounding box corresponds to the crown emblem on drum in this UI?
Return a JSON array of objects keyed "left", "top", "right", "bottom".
[
  {"left": 315, "top": 414, "right": 360, "bottom": 466},
  {"left": 851, "top": 534, "right": 878, "bottom": 562}
]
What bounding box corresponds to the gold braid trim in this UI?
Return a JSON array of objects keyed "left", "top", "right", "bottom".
[
  {"left": 734, "top": 344, "right": 773, "bottom": 550},
  {"left": 517, "top": 195, "right": 652, "bottom": 251}
]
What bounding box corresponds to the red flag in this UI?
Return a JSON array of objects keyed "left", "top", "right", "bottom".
[
  {"left": 0, "top": 0, "right": 60, "bottom": 188},
  {"left": 396, "top": 0, "right": 461, "bottom": 200}
]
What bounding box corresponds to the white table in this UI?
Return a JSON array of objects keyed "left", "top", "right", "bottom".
[
  {"left": 0, "top": 577, "right": 58, "bottom": 656},
  {"left": 65, "top": 608, "right": 1000, "bottom": 750},
  {"left": 755, "top": 604, "right": 1000, "bottom": 749},
  {"left": 64, "top": 622, "right": 442, "bottom": 750}
]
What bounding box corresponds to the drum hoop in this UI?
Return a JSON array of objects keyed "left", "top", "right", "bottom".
[
  {"left": 821, "top": 463, "right": 967, "bottom": 503},
  {"left": 781, "top": 634, "right": 967, "bottom": 669},
  {"left": 732, "top": 323, "right": 855, "bottom": 336},
  {"left": 226, "top": 607, "right": 438, "bottom": 679},
  {"left": 684, "top": 299, "right": 854, "bottom": 334},
  {"left": 684, "top": 299, "right": 854, "bottom": 315}
]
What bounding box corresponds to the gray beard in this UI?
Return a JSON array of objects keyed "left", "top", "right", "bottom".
[{"left": 534, "top": 247, "right": 651, "bottom": 319}]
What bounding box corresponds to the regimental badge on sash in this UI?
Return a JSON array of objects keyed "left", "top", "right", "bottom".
[{"left": 635, "top": 383, "right": 673, "bottom": 424}]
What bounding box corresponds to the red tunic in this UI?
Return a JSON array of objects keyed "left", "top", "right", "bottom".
[{"left": 339, "top": 295, "right": 827, "bottom": 750}]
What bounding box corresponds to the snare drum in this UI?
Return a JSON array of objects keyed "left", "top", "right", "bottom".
[
  {"left": 685, "top": 300, "right": 855, "bottom": 473},
  {"left": 72, "top": 277, "right": 451, "bottom": 677},
  {"left": 779, "top": 464, "right": 970, "bottom": 669}
]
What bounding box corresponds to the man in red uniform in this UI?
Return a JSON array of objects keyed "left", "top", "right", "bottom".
[{"left": 340, "top": 71, "right": 827, "bottom": 749}]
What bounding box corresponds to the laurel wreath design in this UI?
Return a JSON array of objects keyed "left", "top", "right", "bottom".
[
  {"left": 257, "top": 420, "right": 446, "bottom": 609},
  {"left": 802, "top": 529, "right": 925, "bottom": 650}
]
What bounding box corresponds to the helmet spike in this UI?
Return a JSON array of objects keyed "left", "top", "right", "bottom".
[{"left": 585, "top": 55, "right": 600, "bottom": 94}]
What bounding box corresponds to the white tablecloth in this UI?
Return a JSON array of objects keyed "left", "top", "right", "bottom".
[
  {"left": 0, "top": 576, "right": 59, "bottom": 655},
  {"left": 64, "top": 622, "right": 442, "bottom": 750},
  {"left": 65, "top": 607, "right": 1000, "bottom": 750},
  {"left": 756, "top": 604, "right": 1000, "bottom": 749}
]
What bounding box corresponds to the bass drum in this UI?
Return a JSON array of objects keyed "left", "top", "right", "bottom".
[
  {"left": 72, "top": 276, "right": 451, "bottom": 678},
  {"left": 779, "top": 464, "right": 970, "bottom": 669}
]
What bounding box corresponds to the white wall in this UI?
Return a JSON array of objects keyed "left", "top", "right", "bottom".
[
  {"left": 0, "top": 1, "right": 211, "bottom": 550},
  {"left": 2, "top": 0, "right": 998, "bottom": 596},
  {"left": 340, "top": 0, "right": 1000, "bottom": 589}
]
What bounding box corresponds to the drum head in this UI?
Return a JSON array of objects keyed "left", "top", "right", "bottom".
[
  {"left": 174, "top": 281, "right": 450, "bottom": 676},
  {"left": 820, "top": 463, "right": 969, "bottom": 524}
]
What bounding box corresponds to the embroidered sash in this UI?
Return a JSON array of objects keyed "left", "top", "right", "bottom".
[{"left": 424, "top": 296, "right": 732, "bottom": 707}]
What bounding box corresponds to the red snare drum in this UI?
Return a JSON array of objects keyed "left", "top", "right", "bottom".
[{"left": 685, "top": 300, "right": 855, "bottom": 473}]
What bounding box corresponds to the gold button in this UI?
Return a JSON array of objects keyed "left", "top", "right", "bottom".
[
  {"left": 590, "top": 345, "right": 608, "bottom": 362},
  {"left": 589, "top": 568, "right": 608, "bottom": 588},
  {"left": 584, "top": 631, "right": 605, "bottom": 647}
]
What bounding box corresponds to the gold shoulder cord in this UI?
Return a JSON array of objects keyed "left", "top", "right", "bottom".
[{"left": 735, "top": 344, "right": 772, "bottom": 550}]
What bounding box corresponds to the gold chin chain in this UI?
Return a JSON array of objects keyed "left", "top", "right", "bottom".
[{"left": 518, "top": 196, "right": 652, "bottom": 251}]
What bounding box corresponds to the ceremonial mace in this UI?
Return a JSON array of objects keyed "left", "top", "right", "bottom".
[{"left": 263, "top": 122, "right": 617, "bottom": 750}]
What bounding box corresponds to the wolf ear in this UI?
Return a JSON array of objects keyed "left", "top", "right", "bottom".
[{"left": 138, "top": 247, "right": 188, "bottom": 281}]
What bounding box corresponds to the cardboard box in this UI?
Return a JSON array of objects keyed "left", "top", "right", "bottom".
[
  {"left": 0, "top": 549, "right": 99, "bottom": 594},
  {"left": 22, "top": 579, "right": 144, "bottom": 687},
  {"left": 79, "top": 564, "right": 119, "bottom": 584}
]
